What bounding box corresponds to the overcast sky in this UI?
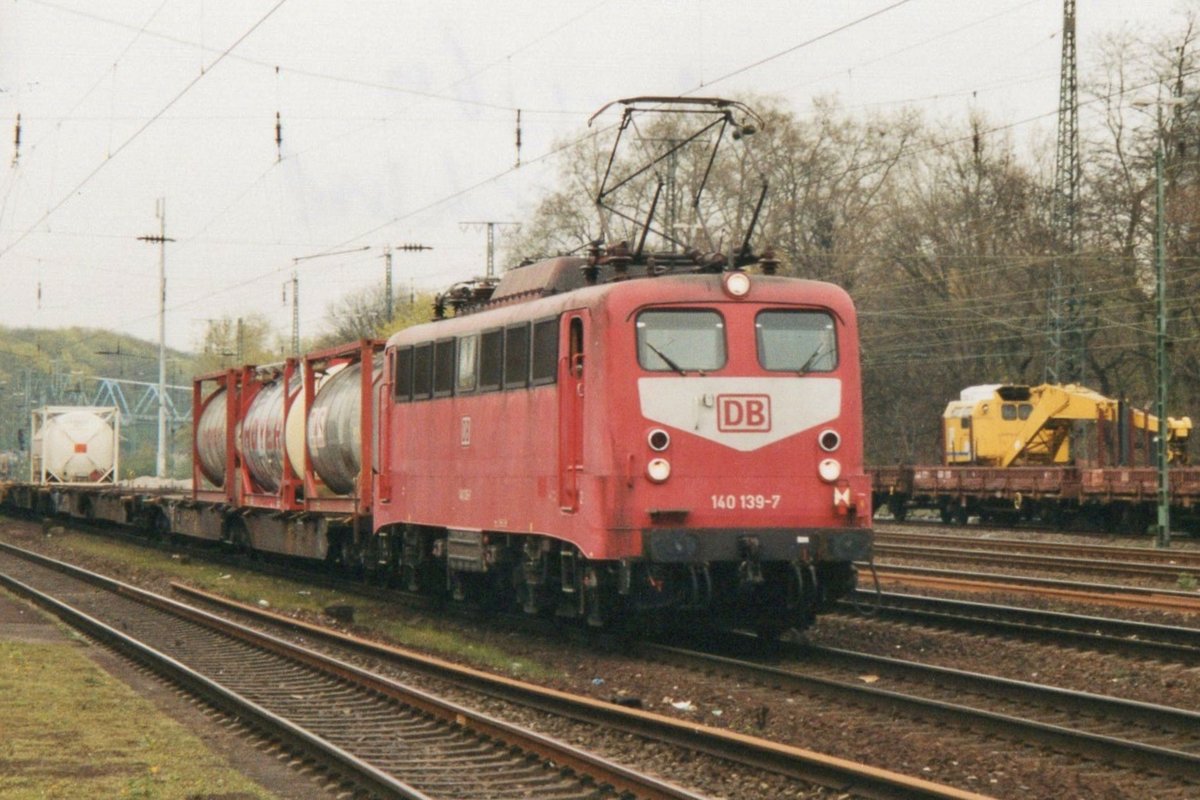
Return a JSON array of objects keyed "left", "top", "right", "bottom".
[{"left": 0, "top": 0, "right": 1194, "bottom": 351}]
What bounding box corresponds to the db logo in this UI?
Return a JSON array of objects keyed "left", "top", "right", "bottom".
[{"left": 717, "top": 394, "right": 772, "bottom": 432}]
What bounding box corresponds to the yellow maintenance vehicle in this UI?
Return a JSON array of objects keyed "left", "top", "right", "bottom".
[{"left": 943, "top": 383, "right": 1192, "bottom": 468}]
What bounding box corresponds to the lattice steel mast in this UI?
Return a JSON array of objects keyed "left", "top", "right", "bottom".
[{"left": 1048, "top": 0, "right": 1081, "bottom": 383}]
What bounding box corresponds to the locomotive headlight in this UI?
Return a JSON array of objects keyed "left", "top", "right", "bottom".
[
  {"left": 648, "top": 428, "right": 671, "bottom": 452},
  {"left": 646, "top": 457, "right": 672, "bottom": 483},
  {"left": 818, "top": 458, "right": 841, "bottom": 483},
  {"left": 722, "top": 271, "right": 751, "bottom": 298}
]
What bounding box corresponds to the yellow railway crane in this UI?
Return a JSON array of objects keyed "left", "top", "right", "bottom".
[{"left": 943, "top": 383, "right": 1192, "bottom": 468}]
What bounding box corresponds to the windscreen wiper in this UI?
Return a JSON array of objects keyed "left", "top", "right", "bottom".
[
  {"left": 797, "top": 342, "right": 830, "bottom": 375},
  {"left": 645, "top": 341, "right": 687, "bottom": 375}
]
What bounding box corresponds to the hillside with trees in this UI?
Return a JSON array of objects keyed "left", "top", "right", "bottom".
[{"left": 0, "top": 327, "right": 197, "bottom": 478}]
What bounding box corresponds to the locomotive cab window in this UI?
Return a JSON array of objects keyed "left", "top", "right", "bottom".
[
  {"left": 433, "top": 338, "right": 455, "bottom": 397},
  {"left": 392, "top": 346, "right": 414, "bottom": 402},
  {"left": 479, "top": 328, "right": 503, "bottom": 392},
  {"left": 531, "top": 318, "right": 558, "bottom": 386},
  {"left": 504, "top": 323, "right": 531, "bottom": 389},
  {"left": 636, "top": 309, "right": 726, "bottom": 372},
  {"left": 1002, "top": 403, "right": 1018, "bottom": 421},
  {"left": 412, "top": 343, "right": 434, "bottom": 400},
  {"left": 457, "top": 334, "right": 478, "bottom": 393},
  {"left": 756, "top": 310, "right": 837, "bottom": 372}
]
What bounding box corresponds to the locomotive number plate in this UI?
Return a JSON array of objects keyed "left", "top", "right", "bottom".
[{"left": 710, "top": 494, "right": 781, "bottom": 510}]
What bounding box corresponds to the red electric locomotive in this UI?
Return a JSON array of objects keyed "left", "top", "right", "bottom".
[{"left": 375, "top": 254, "right": 871, "bottom": 633}]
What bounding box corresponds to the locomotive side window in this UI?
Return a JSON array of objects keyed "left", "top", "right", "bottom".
[
  {"left": 569, "top": 316, "right": 584, "bottom": 376},
  {"left": 457, "top": 334, "right": 479, "bottom": 393},
  {"left": 756, "top": 310, "right": 837, "bottom": 372},
  {"left": 636, "top": 310, "right": 726, "bottom": 372},
  {"left": 412, "top": 343, "right": 434, "bottom": 400},
  {"left": 393, "top": 346, "right": 414, "bottom": 402},
  {"left": 1002, "top": 403, "right": 1017, "bottom": 421},
  {"left": 531, "top": 317, "right": 558, "bottom": 386},
  {"left": 504, "top": 323, "right": 531, "bottom": 388},
  {"left": 433, "top": 338, "right": 455, "bottom": 397},
  {"left": 1019, "top": 403, "right": 1033, "bottom": 420},
  {"left": 478, "top": 328, "right": 503, "bottom": 392}
]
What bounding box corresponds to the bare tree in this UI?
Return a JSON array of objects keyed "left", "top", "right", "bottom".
[
  {"left": 194, "top": 314, "right": 275, "bottom": 373},
  {"left": 317, "top": 285, "right": 436, "bottom": 349},
  {"left": 1085, "top": 12, "right": 1200, "bottom": 414},
  {"left": 859, "top": 114, "right": 1056, "bottom": 462}
]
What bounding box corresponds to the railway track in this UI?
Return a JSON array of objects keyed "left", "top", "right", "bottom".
[
  {"left": 867, "top": 563, "right": 1200, "bottom": 613},
  {"left": 634, "top": 639, "right": 1200, "bottom": 786},
  {"left": 875, "top": 529, "right": 1200, "bottom": 567},
  {"left": 839, "top": 590, "right": 1200, "bottom": 661},
  {"left": 0, "top": 540, "right": 990, "bottom": 800},
  {"left": 873, "top": 541, "right": 1200, "bottom": 581}
]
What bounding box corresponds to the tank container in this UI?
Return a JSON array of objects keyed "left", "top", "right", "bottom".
[
  {"left": 194, "top": 388, "right": 229, "bottom": 487},
  {"left": 32, "top": 407, "right": 118, "bottom": 485},
  {"left": 306, "top": 359, "right": 380, "bottom": 495},
  {"left": 240, "top": 378, "right": 298, "bottom": 493}
]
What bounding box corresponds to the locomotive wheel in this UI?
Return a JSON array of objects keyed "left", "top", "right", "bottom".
[{"left": 816, "top": 562, "right": 856, "bottom": 609}]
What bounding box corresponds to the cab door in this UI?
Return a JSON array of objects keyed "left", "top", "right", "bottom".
[{"left": 558, "top": 312, "right": 587, "bottom": 512}]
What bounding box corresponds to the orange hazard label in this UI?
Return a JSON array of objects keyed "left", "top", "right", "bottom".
[{"left": 74, "top": 443, "right": 87, "bottom": 453}]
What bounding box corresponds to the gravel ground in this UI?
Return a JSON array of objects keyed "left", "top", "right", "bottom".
[{"left": 4, "top": 516, "right": 1200, "bottom": 799}]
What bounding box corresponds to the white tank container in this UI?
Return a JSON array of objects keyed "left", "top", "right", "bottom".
[
  {"left": 306, "top": 359, "right": 380, "bottom": 495},
  {"left": 195, "top": 387, "right": 229, "bottom": 487},
  {"left": 240, "top": 378, "right": 297, "bottom": 493},
  {"left": 31, "top": 406, "right": 119, "bottom": 485}
]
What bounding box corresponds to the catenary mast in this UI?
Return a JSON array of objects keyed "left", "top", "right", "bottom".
[{"left": 1047, "top": 0, "right": 1081, "bottom": 383}]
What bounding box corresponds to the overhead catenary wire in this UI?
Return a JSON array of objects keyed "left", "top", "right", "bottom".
[
  {"left": 686, "top": 0, "right": 919, "bottom": 92},
  {"left": 782, "top": 0, "right": 1052, "bottom": 110},
  {"left": 14, "top": 0, "right": 173, "bottom": 174},
  {"left": 69, "top": 0, "right": 620, "bottom": 339},
  {"left": 0, "top": 0, "right": 293, "bottom": 262},
  {"left": 11, "top": 1, "right": 1189, "bottom": 356},
  {"left": 303, "top": 1, "right": 936, "bottom": 262},
  {"left": 17, "top": 0, "right": 590, "bottom": 118}
]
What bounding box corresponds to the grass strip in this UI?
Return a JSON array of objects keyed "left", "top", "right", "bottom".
[
  {"left": 0, "top": 633, "right": 276, "bottom": 800},
  {"left": 45, "top": 531, "right": 555, "bottom": 679}
]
